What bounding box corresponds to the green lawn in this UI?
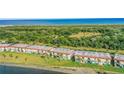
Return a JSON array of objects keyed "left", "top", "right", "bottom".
[{"left": 0, "top": 52, "right": 124, "bottom": 73}]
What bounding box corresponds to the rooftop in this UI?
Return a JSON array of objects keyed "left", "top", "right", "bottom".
[
  {"left": 11, "top": 44, "right": 30, "bottom": 48},
  {"left": 114, "top": 54, "right": 124, "bottom": 61},
  {"left": 27, "top": 45, "right": 53, "bottom": 50},
  {"left": 0, "top": 44, "right": 11, "bottom": 47},
  {"left": 74, "top": 51, "right": 111, "bottom": 59},
  {"left": 51, "top": 48, "right": 74, "bottom": 54}
]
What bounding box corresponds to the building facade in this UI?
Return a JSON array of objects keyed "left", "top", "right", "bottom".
[
  {"left": 25, "top": 45, "right": 53, "bottom": 56},
  {"left": 1, "top": 43, "right": 124, "bottom": 68},
  {"left": 10, "top": 44, "right": 30, "bottom": 52},
  {"left": 114, "top": 54, "right": 124, "bottom": 68},
  {"left": 50, "top": 48, "right": 74, "bottom": 60},
  {"left": 74, "top": 51, "right": 112, "bottom": 65},
  {"left": 0, "top": 44, "right": 12, "bottom": 52}
]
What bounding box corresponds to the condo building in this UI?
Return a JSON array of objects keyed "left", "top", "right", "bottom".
[
  {"left": 26, "top": 45, "right": 53, "bottom": 55},
  {"left": 74, "top": 51, "right": 112, "bottom": 65},
  {"left": 10, "top": 44, "right": 30, "bottom": 52},
  {"left": 114, "top": 54, "right": 124, "bottom": 68},
  {"left": 0, "top": 43, "right": 124, "bottom": 68},
  {"left": 50, "top": 48, "right": 74, "bottom": 60},
  {"left": 0, "top": 44, "right": 12, "bottom": 51}
]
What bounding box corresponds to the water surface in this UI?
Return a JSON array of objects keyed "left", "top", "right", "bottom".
[
  {"left": 0, "top": 64, "right": 65, "bottom": 74},
  {"left": 0, "top": 18, "right": 124, "bottom": 25}
]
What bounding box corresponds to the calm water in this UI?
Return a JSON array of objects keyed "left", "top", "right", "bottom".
[
  {"left": 0, "top": 64, "right": 65, "bottom": 74},
  {"left": 0, "top": 18, "right": 124, "bottom": 25}
]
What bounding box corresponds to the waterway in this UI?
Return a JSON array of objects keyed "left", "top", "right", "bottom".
[
  {"left": 0, "top": 18, "right": 124, "bottom": 25},
  {"left": 0, "top": 63, "right": 65, "bottom": 74}
]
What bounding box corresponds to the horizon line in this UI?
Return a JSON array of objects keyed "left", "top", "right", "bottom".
[{"left": 0, "top": 18, "right": 124, "bottom": 20}]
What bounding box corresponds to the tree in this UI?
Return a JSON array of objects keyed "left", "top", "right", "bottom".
[
  {"left": 9, "top": 54, "right": 13, "bottom": 59},
  {"left": 15, "top": 56, "right": 18, "bottom": 59},
  {"left": 2, "top": 54, "right": 6, "bottom": 59},
  {"left": 25, "top": 58, "right": 28, "bottom": 62}
]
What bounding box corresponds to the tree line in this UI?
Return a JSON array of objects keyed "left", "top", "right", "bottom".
[{"left": 0, "top": 25, "right": 124, "bottom": 50}]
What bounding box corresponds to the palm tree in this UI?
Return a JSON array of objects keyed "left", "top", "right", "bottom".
[
  {"left": 2, "top": 54, "right": 6, "bottom": 59},
  {"left": 9, "top": 54, "right": 13, "bottom": 58},
  {"left": 15, "top": 56, "right": 18, "bottom": 59},
  {"left": 25, "top": 58, "right": 28, "bottom": 62}
]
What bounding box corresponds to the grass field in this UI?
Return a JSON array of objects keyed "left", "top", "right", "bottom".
[
  {"left": 69, "top": 32, "right": 101, "bottom": 38},
  {"left": 0, "top": 52, "right": 124, "bottom": 73}
]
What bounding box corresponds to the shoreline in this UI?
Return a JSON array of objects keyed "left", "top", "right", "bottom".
[{"left": 0, "top": 62, "right": 97, "bottom": 74}]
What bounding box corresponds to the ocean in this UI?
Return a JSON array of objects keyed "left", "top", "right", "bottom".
[{"left": 0, "top": 18, "right": 124, "bottom": 25}]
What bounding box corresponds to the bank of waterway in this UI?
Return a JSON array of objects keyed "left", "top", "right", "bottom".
[
  {"left": 0, "top": 63, "right": 66, "bottom": 74},
  {"left": 0, "top": 63, "right": 98, "bottom": 74}
]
